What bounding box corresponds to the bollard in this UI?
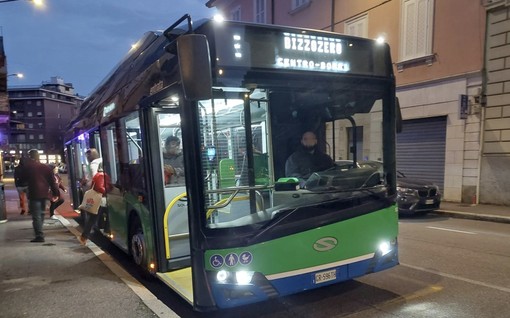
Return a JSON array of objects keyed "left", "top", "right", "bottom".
[{"left": 0, "top": 183, "right": 7, "bottom": 223}]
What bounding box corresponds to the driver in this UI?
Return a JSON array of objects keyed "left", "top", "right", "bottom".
[{"left": 285, "top": 131, "right": 334, "bottom": 186}]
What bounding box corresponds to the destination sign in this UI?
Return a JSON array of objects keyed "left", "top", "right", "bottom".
[
  {"left": 212, "top": 24, "right": 388, "bottom": 77},
  {"left": 277, "top": 33, "right": 350, "bottom": 72},
  {"left": 283, "top": 33, "right": 342, "bottom": 55}
]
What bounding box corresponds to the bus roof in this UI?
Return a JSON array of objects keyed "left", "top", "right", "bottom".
[{"left": 66, "top": 17, "right": 392, "bottom": 141}]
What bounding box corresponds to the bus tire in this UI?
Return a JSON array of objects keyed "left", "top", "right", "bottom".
[{"left": 129, "top": 219, "right": 147, "bottom": 270}]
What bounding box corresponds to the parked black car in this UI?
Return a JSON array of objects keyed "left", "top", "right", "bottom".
[
  {"left": 337, "top": 160, "right": 442, "bottom": 215},
  {"left": 394, "top": 170, "right": 441, "bottom": 215}
]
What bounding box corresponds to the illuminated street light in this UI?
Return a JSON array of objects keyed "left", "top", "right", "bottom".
[{"left": 7, "top": 73, "right": 24, "bottom": 78}]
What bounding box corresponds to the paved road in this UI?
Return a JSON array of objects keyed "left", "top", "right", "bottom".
[{"left": 2, "top": 172, "right": 509, "bottom": 317}]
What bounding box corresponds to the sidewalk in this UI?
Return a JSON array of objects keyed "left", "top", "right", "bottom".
[
  {"left": 434, "top": 200, "right": 510, "bottom": 224},
  {"left": 0, "top": 175, "right": 177, "bottom": 318}
]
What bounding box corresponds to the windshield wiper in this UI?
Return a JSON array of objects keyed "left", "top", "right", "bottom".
[{"left": 246, "top": 195, "right": 349, "bottom": 244}]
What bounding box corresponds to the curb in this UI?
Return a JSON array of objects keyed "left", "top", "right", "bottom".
[{"left": 432, "top": 210, "right": 510, "bottom": 224}]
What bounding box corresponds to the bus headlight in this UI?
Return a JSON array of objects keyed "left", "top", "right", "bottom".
[
  {"left": 215, "top": 270, "right": 255, "bottom": 285},
  {"left": 379, "top": 241, "right": 391, "bottom": 256},
  {"left": 217, "top": 270, "right": 228, "bottom": 283},
  {"left": 235, "top": 271, "right": 254, "bottom": 285}
]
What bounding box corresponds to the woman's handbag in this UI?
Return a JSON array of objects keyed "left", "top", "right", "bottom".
[{"left": 79, "top": 185, "right": 102, "bottom": 214}]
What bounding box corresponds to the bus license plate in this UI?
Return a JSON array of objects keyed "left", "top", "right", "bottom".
[{"left": 314, "top": 269, "right": 336, "bottom": 284}]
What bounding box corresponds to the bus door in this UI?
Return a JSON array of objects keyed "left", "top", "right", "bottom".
[
  {"left": 157, "top": 111, "right": 190, "bottom": 269},
  {"left": 102, "top": 113, "right": 146, "bottom": 252},
  {"left": 68, "top": 129, "right": 101, "bottom": 220}
]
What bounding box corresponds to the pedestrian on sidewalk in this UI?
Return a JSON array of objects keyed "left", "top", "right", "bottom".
[
  {"left": 19, "top": 149, "right": 60, "bottom": 243},
  {"left": 48, "top": 164, "right": 67, "bottom": 220},
  {"left": 14, "top": 157, "right": 28, "bottom": 215},
  {"left": 80, "top": 165, "right": 111, "bottom": 245}
]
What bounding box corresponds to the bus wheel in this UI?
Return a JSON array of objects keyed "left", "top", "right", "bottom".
[{"left": 130, "top": 225, "right": 146, "bottom": 268}]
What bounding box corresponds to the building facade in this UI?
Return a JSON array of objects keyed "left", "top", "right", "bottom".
[
  {"left": 481, "top": 0, "right": 510, "bottom": 205},
  {"left": 204, "top": 0, "right": 510, "bottom": 205},
  {"left": 6, "top": 77, "right": 83, "bottom": 166}
]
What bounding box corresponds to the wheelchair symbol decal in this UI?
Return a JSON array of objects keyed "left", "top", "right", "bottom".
[{"left": 210, "top": 254, "right": 224, "bottom": 268}]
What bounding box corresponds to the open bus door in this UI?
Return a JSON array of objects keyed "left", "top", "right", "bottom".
[{"left": 150, "top": 32, "right": 215, "bottom": 309}]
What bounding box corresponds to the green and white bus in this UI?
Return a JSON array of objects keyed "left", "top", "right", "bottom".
[{"left": 65, "top": 14, "right": 399, "bottom": 311}]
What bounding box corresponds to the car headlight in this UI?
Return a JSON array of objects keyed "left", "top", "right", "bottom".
[{"left": 397, "top": 187, "right": 417, "bottom": 195}]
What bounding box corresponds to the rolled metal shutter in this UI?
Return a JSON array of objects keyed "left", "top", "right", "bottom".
[{"left": 396, "top": 116, "right": 446, "bottom": 191}]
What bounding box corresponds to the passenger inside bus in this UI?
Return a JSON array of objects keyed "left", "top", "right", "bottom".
[
  {"left": 285, "top": 131, "right": 334, "bottom": 187},
  {"left": 163, "top": 135, "right": 185, "bottom": 185}
]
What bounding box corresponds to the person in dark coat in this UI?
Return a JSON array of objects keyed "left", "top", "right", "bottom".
[
  {"left": 19, "top": 149, "right": 60, "bottom": 243},
  {"left": 285, "top": 131, "right": 334, "bottom": 187}
]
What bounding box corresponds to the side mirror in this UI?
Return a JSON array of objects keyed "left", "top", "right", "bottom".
[
  {"left": 396, "top": 97, "right": 403, "bottom": 133},
  {"left": 177, "top": 34, "right": 212, "bottom": 101}
]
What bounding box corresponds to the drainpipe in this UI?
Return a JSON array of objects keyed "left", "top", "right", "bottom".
[
  {"left": 331, "top": 0, "right": 335, "bottom": 31},
  {"left": 271, "top": 0, "right": 275, "bottom": 24},
  {"left": 476, "top": 9, "right": 490, "bottom": 205}
]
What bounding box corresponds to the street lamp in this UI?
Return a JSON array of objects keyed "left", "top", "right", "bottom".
[{"left": 7, "top": 73, "right": 24, "bottom": 78}]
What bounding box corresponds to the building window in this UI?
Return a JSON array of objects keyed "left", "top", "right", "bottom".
[
  {"left": 27, "top": 112, "right": 33, "bottom": 117},
  {"left": 231, "top": 6, "right": 241, "bottom": 21},
  {"left": 29, "top": 134, "right": 34, "bottom": 140},
  {"left": 36, "top": 101, "right": 42, "bottom": 106},
  {"left": 38, "top": 123, "right": 43, "bottom": 128},
  {"left": 37, "top": 112, "right": 43, "bottom": 117},
  {"left": 39, "top": 134, "right": 44, "bottom": 140},
  {"left": 16, "top": 134, "right": 26, "bottom": 142},
  {"left": 27, "top": 100, "right": 32, "bottom": 105},
  {"left": 254, "top": 0, "right": 266, "bottom": 23},
  {"left": 28, "top": 123, "right": 33, "bottom": 129},
  {"left": 292, "top": 0, "right": 309, "bottom": 10},
  {"left": 400, "top": 0, "right": 434, "bottom": 61},
  {"left": 345, "top": 14, "right": 369, "bottom": 38}
]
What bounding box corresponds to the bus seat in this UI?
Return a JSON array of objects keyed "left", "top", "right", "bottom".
[
  {"left": 238, "top": 153, "right": 269, "bottom": 186},
  {"left": 253, "top": 153, "right": 269, "bottom": 185},
  {"left": 218, "top": 158, "right": 236, "bottom": 188}
]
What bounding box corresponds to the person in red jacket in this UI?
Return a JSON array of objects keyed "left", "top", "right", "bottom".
[
  {"left": 79, "top": 165, "right": 111, "bottom": 245},
  {"left": 18, "top": 149, "right": 60, "bottom": 243}
]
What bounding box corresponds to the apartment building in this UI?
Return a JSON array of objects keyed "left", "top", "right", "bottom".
[
  {"left": 205, "top": 0, "right": 510, "bottom": 205},
  {"left": 6, "top": 77, "right": 83, "bottom": 166},
  {"left": 0, "top": 36, "right": 9, "bottom": 163}
]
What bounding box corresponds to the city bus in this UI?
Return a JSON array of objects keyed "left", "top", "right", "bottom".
[{"left": 64, "top": 14, "right": 399, "bottom": 311}]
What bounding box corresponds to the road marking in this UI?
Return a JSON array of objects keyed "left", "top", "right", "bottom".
[
  {"left": 401, "top": 263, "right": 510, "bottom": 294},
  {"left": 426, "top": 226, "right": 477, "bottom": 235}
]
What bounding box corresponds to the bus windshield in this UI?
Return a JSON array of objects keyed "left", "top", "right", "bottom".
[{"left": 201, "top": 78, "right": 389, "bottom": 230}]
